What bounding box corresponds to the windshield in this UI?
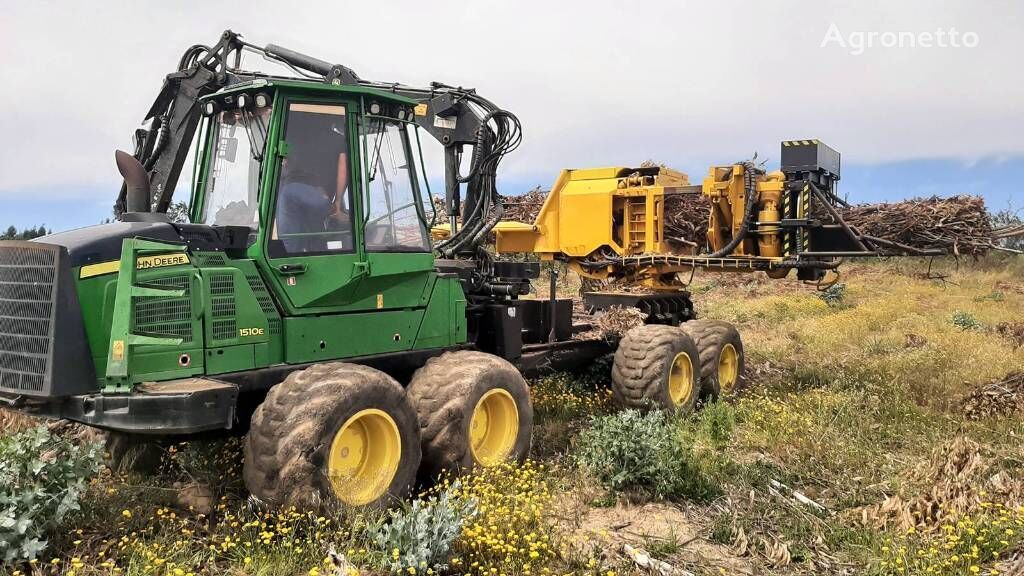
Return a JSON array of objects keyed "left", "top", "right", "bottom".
[
  {"left": 361, "top": 118, "right": 431, "bottom": 252},
  {"left": 199, "top": 106, "right": 271, "bottom": 229}
]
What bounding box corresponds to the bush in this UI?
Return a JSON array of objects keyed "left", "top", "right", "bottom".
[
  {"left": 697, "top": 400, "right": 736, "bottom": 450},
  {"left": 368, "top": 482, "right": 476, "bottom": 574},
  {"left": 817, "top": 283, "right": 848, "bottom": 307},
  {"left": 575, "top": 409, "right": 717, "bottom": 501},
  {"left": 0, "top": 426, "right": 101, "bottom": 563},
  {"left": 951, "top": 310, "right": 981, "bottom": 331}
]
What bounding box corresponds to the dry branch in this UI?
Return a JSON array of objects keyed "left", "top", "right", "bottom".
[{"left": 838, "top": 195, "right": 994, "bottom": 256}]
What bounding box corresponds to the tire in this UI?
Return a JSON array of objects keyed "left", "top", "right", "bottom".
[
  {"left": 611, "top": 325, "right": 701, "bottom": 413},
  {"left": 243, "top": 363, "right": 420, "bottom": 508},
  {"left": 680, "top": 319, "right": 745, "bottom": 399},
  {"left": 105, "top": 432, "right": 164, "bottom": 475},
  {"left": 407, "top": 351, "right": 533, "bottom": 479}
]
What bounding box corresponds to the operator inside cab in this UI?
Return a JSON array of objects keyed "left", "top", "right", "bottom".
[{"left": 272, "top": 103, "right": 353, "bottom": 254}]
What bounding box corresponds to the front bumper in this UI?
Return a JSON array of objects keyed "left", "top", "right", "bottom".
[{"left": 10, "top": 378, "right": 238, "bottom": 435}]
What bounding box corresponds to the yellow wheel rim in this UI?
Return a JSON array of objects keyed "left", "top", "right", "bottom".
[
  {"left": 667, "top": 351, "right": 695, "bottom": 406},
  {"left": 469, "top": 388, "right": 519, "bottom": 466},
  {"left": 327, "top": 409, "right": 401, "bottom": 506},
  {"left": 719, "top": 343, "right": 739, "bottom": 394}
]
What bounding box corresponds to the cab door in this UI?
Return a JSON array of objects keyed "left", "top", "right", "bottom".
[
  {"left": 262, "top": 100, "right": 366, "bottom": 311},
  {"left": 354, "top": 115, "right": 435, "bottom": 310}
]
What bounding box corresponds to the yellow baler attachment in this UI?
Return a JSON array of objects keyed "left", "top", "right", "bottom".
[{"left": 494, "top": 166, "right": 694, "bottom": 259}]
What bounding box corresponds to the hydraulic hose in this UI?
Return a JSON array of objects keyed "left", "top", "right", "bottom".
[
  {"left": 143, "top": 115, "right": 170, "bottom": 171},
  {"left": 705, "top": 161, "right": 762, "bottom": 258}
]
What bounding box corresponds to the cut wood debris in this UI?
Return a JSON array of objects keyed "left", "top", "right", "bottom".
[
  {"left": 858, "top": 435, "right": 1024, "bottom": 532},
  {"left": 502, "top": 186, "right": 549, "bottom": 222},
  {"left": 838, "top": 195, "right": 994, "bottom": 256},
  {"left": 963, "top": 372, "right": 1024, "bottom": 420}
]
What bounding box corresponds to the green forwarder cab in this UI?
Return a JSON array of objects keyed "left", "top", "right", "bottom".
[{"left": 0, "top": 78, "right": 550, "bottom": 507}]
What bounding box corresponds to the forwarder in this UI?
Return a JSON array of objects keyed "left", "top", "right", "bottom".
[{"left": 0, "top": 31, "right": 923, "bottom": 507}]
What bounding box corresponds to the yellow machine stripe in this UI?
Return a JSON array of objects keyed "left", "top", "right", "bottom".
[
  {"left": 801, "top": 185, "right": 811, "bottom": 251},
  {"left": 79, "top": 253, "right": 191, "bottom": 279},
  {"left": 782, "top": 141, "right": 791, "bottom": 146},
  {"left": 79, "top": 260, "right": 121, "bottom": 279}
]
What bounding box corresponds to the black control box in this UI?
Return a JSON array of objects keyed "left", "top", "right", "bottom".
[{"left": 780, "top": 140, "right": 840, "bottom": 180}]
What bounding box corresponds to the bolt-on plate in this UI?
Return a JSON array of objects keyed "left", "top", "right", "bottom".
[
  {"left": 469, "top": 388, "right": 519, "bottom": 466},
  {"left": 668, "top": 351, "right": 695, "bottom": 406},
  {"left": 719, "top": 343, "right": 739, "bottom": 394},
  {"left": 328, "top": 408, "right": 401, "bottom": 506}
]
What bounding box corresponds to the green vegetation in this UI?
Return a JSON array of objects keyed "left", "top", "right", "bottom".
[
  {"left": 367, "top": 482, "right": 476, "bottom": 574},
  {"left": 952, "top": 309, "right": 982, "bottom": 330},
  {"left": 574, "top": 409, "right": 718, "bottom": 501},
  {"left": 0, "top": 427, "right": 101, "bottom": 563}
]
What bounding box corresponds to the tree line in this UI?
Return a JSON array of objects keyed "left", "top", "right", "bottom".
[{"left": 1, "top": 225, "right": 51, "bottom": 240}]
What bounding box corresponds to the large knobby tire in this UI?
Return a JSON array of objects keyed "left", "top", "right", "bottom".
[
  {"left": 611, "top": 324, "right": 701, "bottom": 413},
  {"left": 680, "top": 319, "right": 745, "bottom": 399},
  {"left": 104, "top": 432, "right": 164, "bottom": 476},
  {"left": 243, "top": 363, "right": 420, "bottom": 508},
  {"left": 407, "top": 351, "right": 533, "bottom": 479}
]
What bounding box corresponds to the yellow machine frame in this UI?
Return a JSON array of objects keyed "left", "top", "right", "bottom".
[{"left": 493, "top": 164, "right": 792, "bottom": 289}]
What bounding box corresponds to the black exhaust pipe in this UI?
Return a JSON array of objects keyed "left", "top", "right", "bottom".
[{"left": 115, "top": 150, "right": 151, "bottom": 214}]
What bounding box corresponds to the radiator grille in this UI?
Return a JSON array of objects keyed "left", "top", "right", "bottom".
[
  {"left": 0, "top": 245, "right": 56, "bottom": 393},
  {"left": 133, "top": 275, "right": 193, "bottom": 343},
  {"left": 210, "top": 273, "right": 234, "bottom": 296},
  {"left": 246, "top": 273, "right": 282, "bottom": 335},
  {"left": 212, "top": 319, "right": 237, "bottom": 340},
  {"left": 194, "top": 252, "right": 229, "bottom": 267},
  {"left": 208, "top": 272, "right": 238, "bottom": 342}
]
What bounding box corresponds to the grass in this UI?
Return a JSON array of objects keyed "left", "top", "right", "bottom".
[{"left": 3, "top": 256, "right": 1024, "bottom": 575}]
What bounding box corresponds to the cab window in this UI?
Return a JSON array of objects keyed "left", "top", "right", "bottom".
[
  {"left": 361, "top": 118, "right": 431, "bottom": 252},
  {"left": 200, "top": 106, "right": 271, "bottom": 229},
  {"left": 269, "top": 103, "right": 354, "bottom": 256}
]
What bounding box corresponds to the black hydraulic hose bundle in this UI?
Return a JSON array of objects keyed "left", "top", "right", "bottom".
[
  {"left": 705, "top": 160, "right": 763, "bottom": 258},
  {"left": 435, "top": 104, "right": 521, "bottom": 258}
]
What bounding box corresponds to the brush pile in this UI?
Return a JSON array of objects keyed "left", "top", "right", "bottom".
[
  {"left": 963, "top": 372, "right": 1024, "bottom": 420},
  {"left": 839, "top": 195, "right": 994, "bottom": 256},
  {"left": 663, "top": 193, "right": 712, "bottom": 249},
  {"left": 858, "top": 435, "right": 1023, "bottom": 532},
  {"left": 502, "top": 187, "right": 549, "bottom": 222},
  {"left": 430, "top": 196, "right": 449, "bottom": 224},
  {"left": 575, "top": 306, "right": 647, "bottom": 340}
]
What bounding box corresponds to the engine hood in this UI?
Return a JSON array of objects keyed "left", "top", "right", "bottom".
[{"left": 34, "top": 221, "right": 182, "bottom": 269}]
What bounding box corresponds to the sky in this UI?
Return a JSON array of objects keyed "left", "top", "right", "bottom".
[{"left": 1, "top": 0, "right": 1022, "bottom": 231}]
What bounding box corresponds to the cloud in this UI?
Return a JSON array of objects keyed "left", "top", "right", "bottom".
[{"left": 0, "top": 0, "right": 1021, "bottom": 200}]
